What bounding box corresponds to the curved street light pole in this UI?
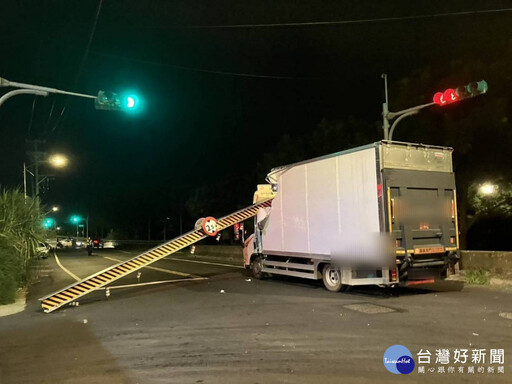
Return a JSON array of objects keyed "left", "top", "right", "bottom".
[
  {"left": 0, "top": 77, "right": 96, "bottom": 100},
  {"left": 381, "top": 74, "right": 437, "bottom": 141},
  {"left": 0, "top": 89, "right": 49, "bottom": 107},
  {"left": 388, "top": 110, "right": 419, "bottom": 141}
]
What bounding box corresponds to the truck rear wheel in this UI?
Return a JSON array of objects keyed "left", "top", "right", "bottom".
[
  {"left": 251, "top": 255, "right": 267, "bottom": 279},
  {"left": 322, "top": 264, "right": 347, "bottom": 292}
]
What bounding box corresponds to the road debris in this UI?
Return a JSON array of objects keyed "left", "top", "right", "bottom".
[{"left": 499, "top": 312, "right": 512, "bottom": 320}]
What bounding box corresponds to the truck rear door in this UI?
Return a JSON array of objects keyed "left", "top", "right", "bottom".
[
  {"left": 380, "top": 143, "right": 459, "bottom": 265},
  {"left": 384, "top": 169, "right": 458, "bottom": 257}
]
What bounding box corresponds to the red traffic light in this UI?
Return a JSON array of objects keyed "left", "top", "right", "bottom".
[
  {"left": 433, "top": 88, "right": 459, "bottom": 106},
  {"left": 433, "top": 92, "right": 444, "bottom": 105},
  {"left": 433, "top": 80, "right": 488, "bottom": 106}
]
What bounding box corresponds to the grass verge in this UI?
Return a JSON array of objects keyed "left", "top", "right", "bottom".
[{"left": 464, "top": 269, "right": 490, "bottom": 285}]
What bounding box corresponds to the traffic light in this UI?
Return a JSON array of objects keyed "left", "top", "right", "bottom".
[
  {"left": 70, "top": 215, "right": 82, "bottom": 224},
  {"left": 95, "top": 91, "right": 121, "bottom": 111},
  {"left": 43, "top": 217, "right": 55, "bottom": 229},
  {"left": 95, "top": 91, "right": 142, "bottom": 112},
  {"left": 433, "top": 80, "right": 488, "bottom": 106},
  {"left": 124, "top": 94, "right": 140, "bottom": 110}
]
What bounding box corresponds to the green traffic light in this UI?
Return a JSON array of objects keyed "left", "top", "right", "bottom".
[
  {"left": 95, "top": 90, "right": 142, "bottom": 113},
  {"left": 126, "top": 95, "right": 136, "bottom": 109},
  {"left": 122, "top": 93, "right": 141, "bottom": 112},
  {"left": 70, "top": 215, "right": 82, "bottom": 224},
  {"left": 43, "top": 217, "right": 55, "bottom": 228},
  {"left": 467, "top": 80, "right": 488, "bottom": 95}
]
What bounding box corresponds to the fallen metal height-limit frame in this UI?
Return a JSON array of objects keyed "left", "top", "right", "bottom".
[{"left": 39, "top": 199, "right": 273, "bottom": 313}]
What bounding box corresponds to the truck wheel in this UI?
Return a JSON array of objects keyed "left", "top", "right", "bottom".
[
  {"left": 251, "top": 256, "right": 267, "bottom": 279},
  {"left": 322, "top": 264, "right": 347, "bottom": 292}
]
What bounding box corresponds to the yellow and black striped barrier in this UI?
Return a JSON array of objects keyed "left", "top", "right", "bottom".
[{"left": 40, "top": 199, "right": 273, "bottom": 313}]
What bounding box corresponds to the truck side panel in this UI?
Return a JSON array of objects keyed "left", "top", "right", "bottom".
[
  {"left": 307, "top": 157, "right": 339, "bottom": 254},
  {"left": 262, "top": 147, "right": 380, "bottom": 258}
]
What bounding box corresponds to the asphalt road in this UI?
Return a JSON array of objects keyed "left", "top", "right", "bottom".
[{"left": 1, "top": 248, "right": 511, "bottom": 384}]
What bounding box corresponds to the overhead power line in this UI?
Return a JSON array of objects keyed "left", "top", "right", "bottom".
[
  {"left": 91, "top": 51, "right": 321, "bottom": 80},
  {"left": 175, "top": 8, "right": 512, "bottom": 29},
  {"left": 51, "top": 0, "right": 104, "bottom": 136}
]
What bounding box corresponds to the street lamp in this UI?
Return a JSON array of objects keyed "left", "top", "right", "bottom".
[
  {"left": 52, "top": 206, "right": 60, "bottom": 212},
  {"left": 164, "top": 217, "right": 170, "bottom": 241},
  {"left": 48, "top": 154, "right": 68, "bottom": 168},
  {"left": 24, "top": 152, "right": 69, "bottom": 199},
  {"left": 479, "top": 183, "right": 497, "bottom": 196}
]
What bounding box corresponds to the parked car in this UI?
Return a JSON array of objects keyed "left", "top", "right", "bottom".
[
  {"left": 58, "top": 238, "right": 73, "bottom": 248},
  {"left": 102, "top": 240, "right": 116, "bottom": 249},
  {"left": 36, "top": 242, "right": 50, "bottom": 259},
  {"left": 92, "top": 239, "right": 103, "bottom": 248},
  {"left": 46, "top": 239, "right": 58, "bottom": 250}
]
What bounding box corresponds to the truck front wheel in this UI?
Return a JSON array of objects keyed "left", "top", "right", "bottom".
[
  {"left": 251, "top": 255, "right": 267, "bottom": 279},
  {"left": 322, "top": 264, "right": 347, "bottom": 292}
]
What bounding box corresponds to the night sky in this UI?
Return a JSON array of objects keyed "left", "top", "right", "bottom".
[{"left": 1, "top": 1, "right": 511, "bottom": 238}]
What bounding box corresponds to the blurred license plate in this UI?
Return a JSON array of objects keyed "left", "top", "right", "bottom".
[{"left": 415, "top": 246, "right": 444, "bottom": 255}]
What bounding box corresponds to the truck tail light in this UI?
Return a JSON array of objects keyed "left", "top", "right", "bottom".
[
  {"left": 391, "top": 268, "right": 398, "bottom": 282},
  {"left": 451, "top": 199, "right": 455, "bottom": 219}
]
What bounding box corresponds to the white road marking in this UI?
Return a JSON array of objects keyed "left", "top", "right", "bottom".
[
  {"left": 118, "top": 250, "right": 133, "bottom": 254},
  {"left": 166, "top": 257, "right": 244, "bottom": 269},
  {"left": 54, "top": 252, "right": 81, "bottom": 281},
  {"left": 102, "top": 256, "right": 202, "bottom": 278},
  {"left": 95, "top": 277, "right": 207, "bottom": 290}
]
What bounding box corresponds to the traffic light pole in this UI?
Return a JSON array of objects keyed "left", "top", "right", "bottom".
[
  {"left": 387, "top": 102, "right": 435, "bottom": 141},
  {"left": 0, "top": 77, "right": 96, "bottom": 102},
  {"left": 381, "top": 74, "right": 435, "bottom": 141},
  {"left": 382, "top": 76, "right": 488, "bottom": 141},
  {"left": 2, "top": 76, "right": 142, "bottom": 112}
]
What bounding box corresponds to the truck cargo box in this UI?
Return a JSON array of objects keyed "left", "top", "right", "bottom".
[{"left": 248, "top": 141, "right": 459, "bottom": 289}]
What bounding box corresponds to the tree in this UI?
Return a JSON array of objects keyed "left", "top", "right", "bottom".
[{"left": 0, "top": 188, "right": 45, "bottom": 304}]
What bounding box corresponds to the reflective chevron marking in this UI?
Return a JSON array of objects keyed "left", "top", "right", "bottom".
[
  {"left": 40, "top": 198, "right": 273, "bottom": 313},
  {"left": 102, "top": 256, "right": 196, "bottom": 278}
]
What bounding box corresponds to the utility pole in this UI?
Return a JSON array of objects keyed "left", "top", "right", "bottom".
[
  {"left": 381, "top": 74, "right": 390, "bottom": 140},
  {"left": 26, "top": 139, "right": 46, "bottom": 198},
  {"left": 23, "top": 163, "right": 28, "bottom": 200},
  {"left": 34, "top": 140, "right": 40, "bottom": 198}
]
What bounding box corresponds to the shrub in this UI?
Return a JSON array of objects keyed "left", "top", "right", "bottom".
[{"left": 464, "top": 269, "right": 490, "bottom": 285}]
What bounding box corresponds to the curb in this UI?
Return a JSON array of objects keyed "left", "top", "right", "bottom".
[
  {"left": 449, "top": 271, "right": 512, "bottom": 289},
  {"left": 0, "top": 289, "right": 27, "bottom": 318}
]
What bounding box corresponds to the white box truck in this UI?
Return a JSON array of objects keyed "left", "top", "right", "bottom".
[{"left": 244, "top": 140, "right": 460, "bottom": 291}]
